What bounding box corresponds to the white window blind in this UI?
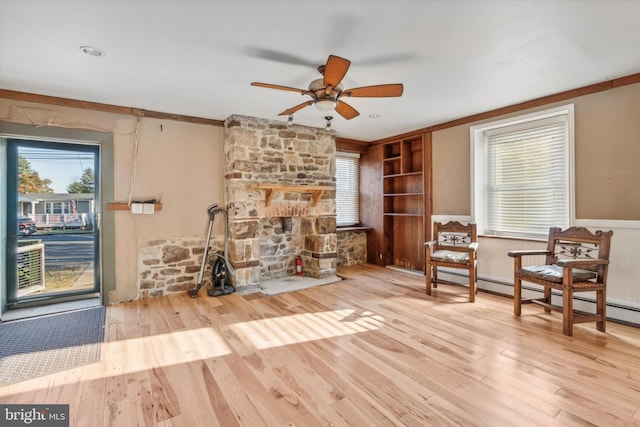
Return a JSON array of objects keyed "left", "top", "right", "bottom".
[
  {"left": 485, "top": 115, "right": 570, "bottom": 238},
  {"left": 335, "top": 152, "right": 360, "bottom": 226}
]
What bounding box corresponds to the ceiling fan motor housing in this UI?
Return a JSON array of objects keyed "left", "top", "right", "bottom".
[{"left": 309, "top": 78, "right": 342, "bottom": 110}]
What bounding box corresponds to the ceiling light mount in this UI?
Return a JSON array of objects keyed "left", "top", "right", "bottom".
[{"left": 79, "top": 46, "right": 105, "bottom": 57}]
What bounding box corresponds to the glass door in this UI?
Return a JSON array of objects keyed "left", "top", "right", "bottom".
[{"left": 6, "top": 139, "right": 100, "bottom": 308}]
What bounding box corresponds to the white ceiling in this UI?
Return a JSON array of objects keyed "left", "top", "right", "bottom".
[{"left": 1, "top": 0, "right": 639, "bottom": 141}]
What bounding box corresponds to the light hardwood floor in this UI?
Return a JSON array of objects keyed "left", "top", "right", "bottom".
[{"left": 1, "top": 264, "right": 639, "bottom": 426}]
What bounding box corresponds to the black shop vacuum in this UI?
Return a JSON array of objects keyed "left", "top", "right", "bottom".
[{"left": 188, "top": 204, "right": 236, "bottom": 298}]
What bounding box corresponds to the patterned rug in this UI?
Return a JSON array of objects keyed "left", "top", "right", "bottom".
[{"left": 0, "top": 306, "right": 106, "bottom": 386}]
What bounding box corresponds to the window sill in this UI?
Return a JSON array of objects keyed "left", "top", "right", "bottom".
[
  {"left": 337, "top": 226, "right": 372, "bottom": 233},
  {"left": 478, "top": 234, "right": 546, "bottom": 243}
]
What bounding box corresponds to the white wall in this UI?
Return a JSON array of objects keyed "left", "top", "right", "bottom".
[{"left": 0, "top": 99, "right": 225, "bottom": 304}]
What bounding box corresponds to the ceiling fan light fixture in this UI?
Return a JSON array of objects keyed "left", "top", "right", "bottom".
[
  {"left": 309, "top": 78, "right": 342, "bottom": 111},
  {"left": 315, "top": 99, "right": 337, "bottom": 111}
]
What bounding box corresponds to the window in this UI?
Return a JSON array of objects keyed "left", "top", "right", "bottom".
[
  {"left": 472, "top": 105, "right": 574, "bottom": 239},
  {"left": 335, "top": 151, "right": 360, "bottom": 227},
  {"left": 46, "top": 202, "right": 71, "bottom": 214}
]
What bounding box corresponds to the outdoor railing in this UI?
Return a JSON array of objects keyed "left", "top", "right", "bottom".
[{"left": 34, "top": 213, "right": 88, "bottom": 229}]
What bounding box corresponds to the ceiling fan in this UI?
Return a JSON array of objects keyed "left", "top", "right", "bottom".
[{"left": 251, "top": 54, "right": 403, "bottom": 120}]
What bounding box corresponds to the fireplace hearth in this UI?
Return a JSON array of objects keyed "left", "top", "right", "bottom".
[{"left": 260, "top": 274, "right": 342, "bottom": 296}]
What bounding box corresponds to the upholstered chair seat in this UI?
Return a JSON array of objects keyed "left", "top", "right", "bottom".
[{"left": 518, "top": 265, "right": 597, "bottom": 283}]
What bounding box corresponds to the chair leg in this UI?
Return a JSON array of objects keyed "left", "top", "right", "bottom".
[
  {"left": 543, "top": 287, "right": 552, "bottom": 313},
  {"left": 514, "top": 276, "right": 522, "bottom": 316},
  {"left": 563, "top": 288, "right": 574, "bottom": 337},
  {"left": 469, "top": 265, "right": 476, "bottom": 303},
  {"left": 475, "top": 266, "right": 479, "bottom": 294},
  {"left": 426, "top": 261, "right": 432, "bottom": 295},
  {"left": 433, "top": 266, "right": 438, "bottom": 289},
  {"left": 596, "top": 289, "right": 606, "bottom": 332}
]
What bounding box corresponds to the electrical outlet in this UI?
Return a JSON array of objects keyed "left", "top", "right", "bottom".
[
  {"left": 131, "top": 203, "right": 143, "bottom": 214},
  {"left": 143, "top": 203, "right": 155, "bottom": 214}
]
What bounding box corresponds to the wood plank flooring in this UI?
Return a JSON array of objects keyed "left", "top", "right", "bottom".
[{"left": 1, "top": 264, "right": 639, "bottom": 426}]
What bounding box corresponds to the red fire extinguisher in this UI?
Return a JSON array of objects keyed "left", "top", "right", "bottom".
[{"left": 296, "top": 256, "right": 303, "bottom": 276}]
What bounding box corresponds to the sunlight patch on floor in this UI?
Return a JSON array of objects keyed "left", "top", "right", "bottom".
[
  {"left": 2, "top": 308, "right": 385, "bottom": 392},
  {"left": 228, "top": 309, "right": 384, "bottom": 350}
]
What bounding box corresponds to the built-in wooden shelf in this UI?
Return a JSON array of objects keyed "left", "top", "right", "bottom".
[
  {"left": 383, "top": 212, "right": 423, "bottom": 217},
  {"left": 381, "top": 136, "right": 426, "bottom": 272},
  {"left": 383, "top": 171, "right": 423, "bottom": 179},
  {"left": 253, "top": 184, "right": 334, "bottom": 207},
  {"left": 107, "top": 202, "right": 163, "bottom": 211}
]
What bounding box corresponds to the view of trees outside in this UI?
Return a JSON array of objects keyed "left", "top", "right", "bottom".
[
  {"left": 18, "top": 155, "right": 94, "bottom": 194},
  {"left": 18, "top": 155, "right": 54, "bottom": 193},
  {"left": 66, "top": 168, "right": 95, "bottom": 193}
]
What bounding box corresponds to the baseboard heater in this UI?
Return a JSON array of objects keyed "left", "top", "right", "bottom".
[{"left": 437, "top": 269, "right": 640, "bottom": 327}]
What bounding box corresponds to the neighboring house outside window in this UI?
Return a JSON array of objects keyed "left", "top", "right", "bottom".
[
  {"left": 45, "top": 201, "right": 71, "bottom": 215},
  {"left": 472, "top": 105, "right": 575, "bottom": 239},
  {"left": 335, "top": 151, "right": 360, "bottom": 227}
]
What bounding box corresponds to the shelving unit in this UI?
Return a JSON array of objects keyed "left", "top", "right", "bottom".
[{"left": 382, "top": 136, "right": 425, "bottom": 272}]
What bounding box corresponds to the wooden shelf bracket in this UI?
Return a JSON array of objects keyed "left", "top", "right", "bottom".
[{"left": 253, "top": 184, "right": 334, "bottom": 207}]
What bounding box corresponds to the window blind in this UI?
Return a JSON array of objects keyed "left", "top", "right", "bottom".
[
  {"left": 486, "top": 117, "right": 569, "bottom": 238},
  {"left": 335, "top": 152, "right": 360, "bottom": 226}
]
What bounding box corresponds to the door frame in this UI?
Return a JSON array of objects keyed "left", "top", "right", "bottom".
[
  {"left": 0, "top": 123, "right": 115, "bottom": 315},
  {"left": 7, "top": 139, "right": 100, "bottom": 306}
]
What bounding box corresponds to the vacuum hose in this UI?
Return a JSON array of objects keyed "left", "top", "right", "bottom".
[
  {"left": 208, "top": 204, "right": 235, "bottom": 276},
  {"left": 190, "top": 204, "right": 235, "bottom": 298}
]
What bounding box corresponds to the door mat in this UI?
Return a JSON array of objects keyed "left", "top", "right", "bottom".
[{"left": 0, "top": 306, "right": 106, "bottom": 386}]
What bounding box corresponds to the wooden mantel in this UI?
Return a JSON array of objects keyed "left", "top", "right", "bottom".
[{"left": 253, "top": 184, "right": 334, "bottom": 207}]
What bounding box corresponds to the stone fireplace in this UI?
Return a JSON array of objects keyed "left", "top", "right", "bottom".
[{"left": 224, "top": 115, "right": 338, "bottom": 293}]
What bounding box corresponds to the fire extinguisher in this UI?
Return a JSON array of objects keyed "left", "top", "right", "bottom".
[{"left": 296, "top": 256, "right": 303, "bottom": 276}]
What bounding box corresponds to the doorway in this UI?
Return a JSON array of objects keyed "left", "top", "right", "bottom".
[
  {"left": 6, "top": 139, "right": 101, "bottom": 309},
  {"left": 0, "top": 122, "right": 116, "bottom": 320}
]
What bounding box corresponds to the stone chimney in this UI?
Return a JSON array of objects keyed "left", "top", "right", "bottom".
[{"left": 224, "top": 115, "right": 337, "bottom": 293}]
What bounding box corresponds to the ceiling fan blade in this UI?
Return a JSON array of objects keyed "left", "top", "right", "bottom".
[
  {"left": 278, "top": 101, "right": 314, "bottom": 116},
  {"left": 354, "top": 53, "right": 417, "bottom": 66},
  {"left": 251, "top": 82, "right": 307, "bottom": 94},
  {"left": 244, "top": 47, "right": 317, "bottom": 67},
  {"left": 335, "top": 100, "right": 359, "bottom": 120},
  {"left": 341, "top": 83, "right": 404, "bottom": 98},
  {"left": 323, "top": 55, "right": 351, "bottom": 89}
]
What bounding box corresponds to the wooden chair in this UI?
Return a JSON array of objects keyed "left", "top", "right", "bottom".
[
  {"left": 424, "top": 221, "right": 479, "bottom": 302},
  {"left": 508, "top": 226, "right": 613, "bottom": 336}
]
